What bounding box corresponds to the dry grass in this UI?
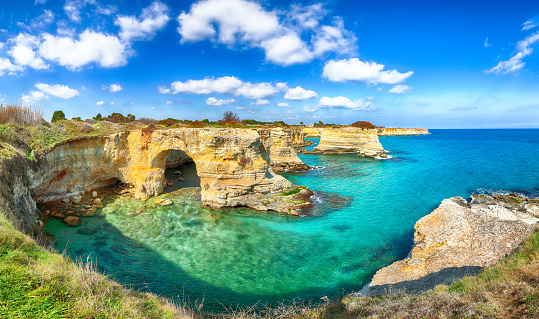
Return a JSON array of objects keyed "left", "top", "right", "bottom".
[{"left": 0, "top": 103, "right": 43, "bottom": 127}]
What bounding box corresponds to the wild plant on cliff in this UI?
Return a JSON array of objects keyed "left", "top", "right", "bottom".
[{"left": 0, "top": 103, "right": 43, "bottom": 127}]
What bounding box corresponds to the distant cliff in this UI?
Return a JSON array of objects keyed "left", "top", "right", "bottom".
[
  {"left": 308, "top": 127, "right": 386, "bottom": 158},
  {"left": 378, "top": 128, "right": 429, "bottom": 136},
  {"left": 303, "top": 127, "right": 325, "bottom": 137}
]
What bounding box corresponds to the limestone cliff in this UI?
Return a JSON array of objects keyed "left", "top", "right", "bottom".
[
  {"left": 257, "top": 128, "right": 309, "bottom": 173},
  {"left": 309, "top": 127, "right": 386, "bottom": 158},
  {"left": 32, "top": 128, "right": 295, "bottom": 209},
  {"left": 303, "top": 127, "right": 325, "bottom": 137},
  {"left": 378, "top": 128, "right": 429, "bottom": 136},
  {"left": 357, "top": 194, "right": 539, "bottom": 296}
]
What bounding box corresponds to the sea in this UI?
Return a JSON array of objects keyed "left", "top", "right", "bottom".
[{"left": 43, "top": 129, "right": 539, "bottom": 312}]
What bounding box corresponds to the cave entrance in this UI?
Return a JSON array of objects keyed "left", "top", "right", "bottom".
[{"left": 162, "top": 150, "right": 200, "bottom": 194}]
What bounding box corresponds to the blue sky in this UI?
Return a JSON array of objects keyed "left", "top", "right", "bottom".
[{"left": 1, "top": 0, "right": 539, "bottom": 128}]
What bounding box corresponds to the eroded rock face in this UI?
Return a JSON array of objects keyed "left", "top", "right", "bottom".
[
  {"left": 378, "top": 128, "right": 429, "bottom": 136},
  {"left": 310, "top": 127, "right": 386, "bottom": 158},
  {"left": 33, "top": 128, "right": 293, "bottom": 208},
  {"left": 303, "top": 127, "right": 324, "bottom": 137},
  {"left": 356, "top": 195, "right": 539, "bottom": 296},
  {"left": 257, "top": 128, "right": 309, "bottom": 173}
]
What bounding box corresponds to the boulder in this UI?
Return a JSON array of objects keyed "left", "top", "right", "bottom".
[{"left": 63, "top": 216, "right": 81, "bottom": 226}]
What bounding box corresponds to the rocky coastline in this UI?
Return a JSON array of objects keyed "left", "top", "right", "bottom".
[
  {"left": 306, "top": 127, "right": 387, "bottom": 158},
  {"left": 354, "top": 193, "right": 539, "bottom": 297}
]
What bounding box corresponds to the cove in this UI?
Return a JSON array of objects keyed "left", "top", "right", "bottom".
[{"left": 43, "top": 129, "right": 539, "bottom": 312}]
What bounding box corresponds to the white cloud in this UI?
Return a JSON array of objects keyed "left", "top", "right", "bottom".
[
  {"left": 206, "top": 97, "right": 236, "bottom": 106},
  {"left": 484, "top": 37, "right": 491, "bottom": 48},
  {"left": 170, "top": 76, "right": 243, "bottom": 94},
  {"left": 30, "top": 9, "right": 55, "bottom": 29},
  {"left": 286, "top": 110, "right": 293, "bottom": 114},
  {"left": 488, "top": 31, "right": 539, "bottom": 74},
  {"left": 277, "top": 102, "right": 291, "bottom": 108},
  {"left": 165, "top": 100, "right": 173, "bottom": 104},
  {"left": 389, "top": 84, "right": 412, "bottom": 94},
  {"left": 284, "top": 86, "right": 318, "bottom": 100},
  {"left": 35, "top": 0, "right": 47, "bottom": 4},
  {"left": 21, "top": 90, "right": 49, "bottom": 105},
  {"left": 163, "top": 76, "right": 286, "bottom": 99},
  {"left": 250, "top": 99, "right": 270, "bottom": 106},
  {"left": 236, "top": 82, "right": 285, "bottom": 99},
  {"left": 177, "top": 0, "right": 356, "bottom": 66},
  {"left": 150, "top": 106, "right": 156, "bottom": 109},
  {"left": 158, "top": 86, "right": 171, "bottom": 94},
  {"left": 39, "top": 30, "right": 130, "bottom": 69},
  {"left": 96, "top": 101, "right": 105, "bottom": 105},
  {"left": 110, "top": 102, "right": 116, "bottom": 105},
  {"left": 0, "top": 58, "right": 20, "bottom": 76},
  {"left": 235, "top": 106, "right": 246, "bottom": 110},
  {"left": 318, "top": 96, "right": 374, "bottom": 110},
  {"left": 35, "top": 83, "right": 80, "bottom": 98},
  {"left": 522, "top": 19, "right": 537, "bottom": 31},
  {"left": 322, "top": 58, "right": 413, "bottom": 84},
  {"left": 302, "top": 106, "right": 318, "bottom": 113},
  {"left": 115, "top": 1, "right": 170, "bottom": 42},
  {"left": 109, "top": 83, "right": 122, "bottom": 92},
  {"left": 8, "top": 33, "right": 49, "bottom": 70},
  {"left": 64, "top": 0, "right": 116, "bottom": 22}
]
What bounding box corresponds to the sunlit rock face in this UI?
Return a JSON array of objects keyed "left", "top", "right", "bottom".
[
  {"left": 378, "top": 128, "right": 429, "bottom": 136},
  {"left": 302, "top": 127, "right": 325, "bottom": 137},
  {"left": 257, "top": 128, "right": 308, "bottom": 173},
  {"left": 32, "top": 128, "right": 292, "bottom": 208},
  {"left": 311, "top": 127, "right": 387, "bottom": 158}
]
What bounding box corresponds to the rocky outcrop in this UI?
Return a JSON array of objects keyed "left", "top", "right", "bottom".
[
  {"left": 378, "top": 128, "right": 429, "bottom": 136},
  {"left": 303, "top": 127, "right": 325, "bottom": 137},
  {"left": 356, "top": 194, "right": 539, "bottom": 296},
  {"left": 308, "top": 127, "right": 386, "bottom": 158},
  {"left": 166, "top": 149, "right": 193, "bottom": 168},
  {"left": 32, "top": 128, "right": 296, "bottom": 209},
  {"left": 257, "top": 128, "right": 309, "bottom": 173}
]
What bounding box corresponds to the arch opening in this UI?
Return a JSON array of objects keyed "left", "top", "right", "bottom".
[{"left": 160, "top": 149, "right": 200, "bottom": 194}]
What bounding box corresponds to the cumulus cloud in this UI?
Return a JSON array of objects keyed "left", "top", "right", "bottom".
[
  {"left": 35, "top": 83, "right": 80, "bottom": 98},
  {"left": 322, "top": 58, "right": 413, "bottom": 84},
  {"left": 22, "top": 90, "right": 49, "bottom": 105},
  {"left": 103, "top": 83, "right": 123, "bottom": 92},
  {"left": 277, "top": 102, "right": 291, "bottom": 108},
  {"left": 30, "top": 9, "right": 55, "bottom": 29},
  {"left": 487, "top": 31, "right": 539, "bottom": 74},
  {"left": 522, "top": 19, "right": 537, "bottom": 31},
  {"left": 389, "top": 84, "right": 412, "bottom": 94},
  {"left": 284, "top": 86, "right": 318, "bottom": 100},
  {"left": 165, "top": 100, "right": 173, "bottom": 104},
  {"left": 8, "top": 33, "right": 49, "bottom": 70},
  {"left": 39, "top": 30, "right": 130, "bottom": 69},
  {"left": 110, "top": 102, "right": 116, "bottom": 105},
  {"left": 0, "top": 58, "right": 20, "bottom": 76},
  {"left": 64, "top": 0, "right": 116, "bottom": 23},
  {"left": 115, "top": 1, "right": 170, "bottom": 42},
  {"left": 161, "top": 76, "right": 287, "bottom": 99},
  {"left": 302, "top": 106, "right": 318, "bottom": 113},
  {"left": 235, "top": 106, "right": 246, "bottom": 110},
  {"left": 96, "top": 100, "right": 105, "bottom": 105},
  {"left": 250, "top": 99, "right": 270, "bottom": 106},
  {"left": 318, "top": 96, "right": 374, "bottom": 110},
  {"left": 206, "top": 97, "right": 236, "bottom": 106},
  {"left": 177, "top": 0, "right": 356, "bottom": 66}
]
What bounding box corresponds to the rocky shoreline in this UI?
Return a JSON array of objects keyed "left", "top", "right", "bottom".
[{"left": 353, "top": 194, "right": 539, "bottom": 297}]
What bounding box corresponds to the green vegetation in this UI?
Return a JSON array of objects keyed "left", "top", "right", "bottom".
[
  {"left": 278, "top": 186, "right": 306, "bottom": 197},
  {"left": 51, "top": 110, "right": 66, "bottom": 123},
  {"left": 349, "top": 121, "right": 377, "bottom": 129}
]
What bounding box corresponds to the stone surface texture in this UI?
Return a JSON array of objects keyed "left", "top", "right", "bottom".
[
  {"left": 311, "top": 127, "right": 386, "bottom": 157},
  {"left": 378, "top": 128, "right": 429, "bottom": 136},
  {"left": 356, "top": 194, "right": 539, "bottom": 296}
]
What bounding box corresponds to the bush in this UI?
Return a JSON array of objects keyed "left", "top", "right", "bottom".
[
  {"left": 51, "top": 110, "right": 66, "bottom": 123},
  {"left": 0, "top": 104, "right": 43, "bottom": 127},
  {"left": 349, "top": 121, "right": 377, "bottom": 129}
]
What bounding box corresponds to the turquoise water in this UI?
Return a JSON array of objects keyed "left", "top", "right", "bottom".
[{"left": 44, "top": 129, "right": 539, "bottom": 312}]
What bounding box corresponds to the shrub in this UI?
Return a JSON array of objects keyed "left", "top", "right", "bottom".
[
  {"left": 0, "top": 104, "right": 43, "bottom": 127},
  {"left": 349, "top": 121, "right": 377, "bottom": 129},
  {"left": 51, "top": 110, "right": 66, "bottom": 123}
]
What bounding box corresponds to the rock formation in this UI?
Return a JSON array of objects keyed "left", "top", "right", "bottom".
[
  {"left": 257, "top": 127, "right": 309, "bottom": 173},
  {"left": 356, "top": 194, "right": 539, "bottom": 296},
  {"left": 308, "top": 127, "right": 386, "bottom": 158},
  {"left": 378, "top": 128, "right": 429, "bottom": 136},
  {"left": 303, "top": 127, "right": 325, "bottom": 137}
]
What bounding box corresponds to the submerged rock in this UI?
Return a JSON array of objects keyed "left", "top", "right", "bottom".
[
  {"left": 63, "top": 216, "right": 81, "bottom": 226},
  {"left": 154, "top": 198, "right": 173, "bottom": 206}
]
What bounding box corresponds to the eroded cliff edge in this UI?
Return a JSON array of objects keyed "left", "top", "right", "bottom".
[
  {"left": 307, "top": 127, "right": 387, "bottom": 158},
  {"left": 0, "top": 127, "right": 314, "bottom": 233},
  {"left": 378, "top": 128, "right": 429, "bottom": 136},
  {"left": 354, "top": 194, "right": 539, "bottom": 297}
]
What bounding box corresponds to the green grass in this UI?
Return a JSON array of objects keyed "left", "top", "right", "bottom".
[{"left": 278, "top": 186, "right": 306, "bottom": 197}]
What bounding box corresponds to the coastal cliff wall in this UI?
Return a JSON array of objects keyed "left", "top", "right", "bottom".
[
  {"left": 32, "top": 128, "right": 292, "bottom": 208},
  {"left": 257, "top": 127, "right": 308, "bottom": 173},
  {"left": 357, "top": 194, "right": 539, "bottom": 296},
  {"left": 378, "top": 128, "right": 429, "bottom": 136},
  {"left": 311, "top": 127, "right": 386, "bottom": 158},
  {"left": 303, "top": 127, "right": 324, "bottom": 137}
]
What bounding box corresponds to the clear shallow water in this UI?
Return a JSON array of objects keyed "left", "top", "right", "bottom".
[{"left": 44, "top": 129, "right": 539, "bottom": 312}]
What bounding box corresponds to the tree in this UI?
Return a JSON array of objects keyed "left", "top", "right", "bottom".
[
  {"left": 221, "top": 111, "right": 240, "bottom": 124},
  {"left": 300, "top": 122, "right": 304, "bottom": 125},
  {"left": 51, "top": 110, "right": 66, "bottom": 123},
  {"left": 93, "top": 113, "right": 103, "bottom": 121}
]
